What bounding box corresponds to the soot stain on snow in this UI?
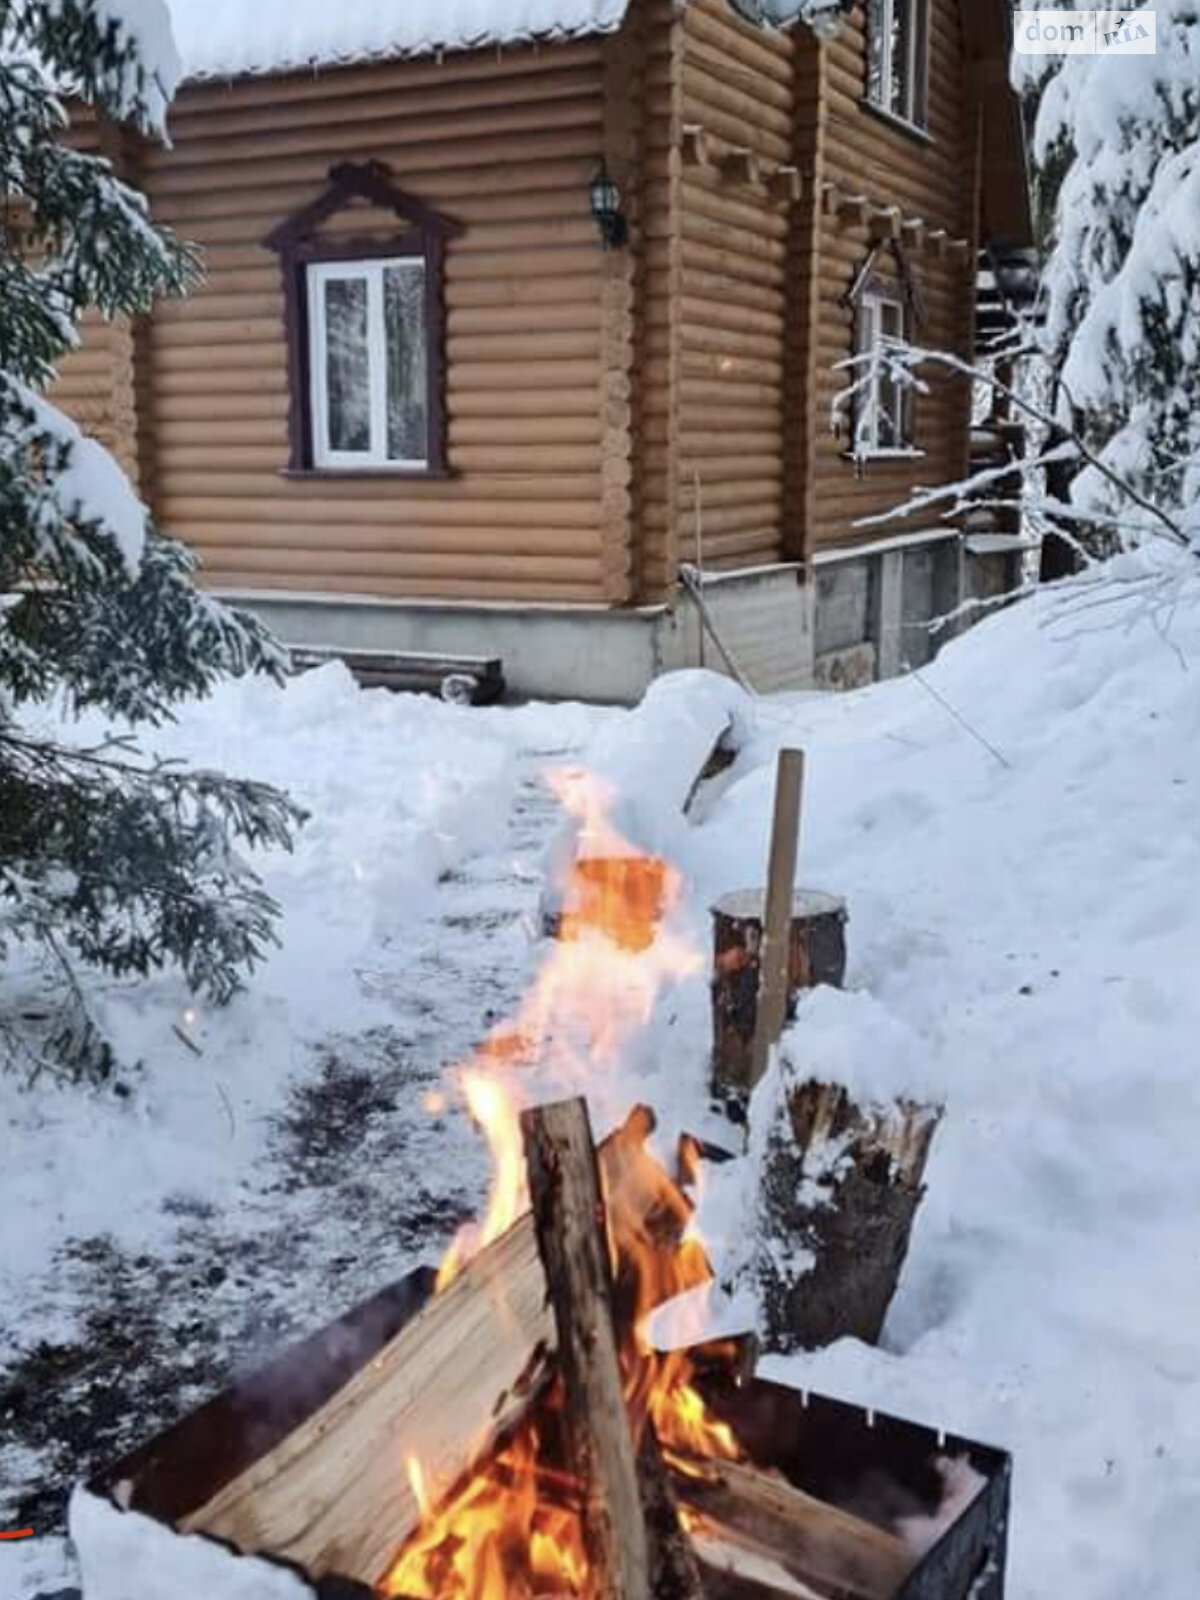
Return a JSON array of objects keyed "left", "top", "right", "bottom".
[
  {"left": 0, "top": 1235, "right": 228, "bottom": 1536},
  {"left": 268, "top": 1029, "right": 483, "bottom": 1265},
  {"left": 3, "top": 754, "right": 556, "bottom": 1574},
  {"left": 273, "top": 1048, "right": 397, "bottom": 1175}
]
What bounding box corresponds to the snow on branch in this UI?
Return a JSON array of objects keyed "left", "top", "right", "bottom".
[
  {"left": 4, "top": 381, "right": 149, "bottom": 577},
  {"left": 834, "top": 338, "right": 1192, "bottom": 551},
  {"left": 1035, "top": 2, "right": 1200, "bottom": 535},
  {"left": 13, "top": 0, "right": 182, "bottom": 133}
]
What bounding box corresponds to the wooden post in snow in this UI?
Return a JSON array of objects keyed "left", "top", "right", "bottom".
[{"left": 748, "top": 750, "right": 806, "bottom": 1092}]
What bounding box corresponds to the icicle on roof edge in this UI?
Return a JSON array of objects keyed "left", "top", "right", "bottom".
[{"left": 164, "top": 0, "right": 851, "bottom": 85}]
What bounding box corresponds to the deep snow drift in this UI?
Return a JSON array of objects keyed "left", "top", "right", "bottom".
[
  {"left": 5, "top": 551, "right": 1200, "bottom": 1600},
  {"left": 688, "top": 554, "right": 1200, "bottom": 1600}
]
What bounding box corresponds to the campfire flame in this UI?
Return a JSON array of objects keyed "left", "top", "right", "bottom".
[{"left": 387, "top": 771, "right": 738, "bottom": 1600}]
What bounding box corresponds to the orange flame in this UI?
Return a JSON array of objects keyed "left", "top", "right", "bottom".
[
  {"left": 394, "top": 769, "right": 738, "bottom": 1600},
  {"left": 437, "top": 771, "right": 700, "bottom": 1292},
  {"left": 387, "top": 1425, "right": 589, "bottom": 1600}
]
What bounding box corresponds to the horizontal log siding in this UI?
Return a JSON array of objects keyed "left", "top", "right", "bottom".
[
  {"left": 141, "top": 44, "right": 613, "bottom": 603},
  {"left": 677, "top": 0, "right": 793, "bottom": 574},
  {"left": 811, "top": 0, "right": 977, "bottom": 555}
]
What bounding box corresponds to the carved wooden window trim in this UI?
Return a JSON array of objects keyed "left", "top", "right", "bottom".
[
  {"left": 263, "top": 162, "right": 461, "bottom": 478},
  {"left": 842, "top": 244, "right": 926, "bottom": 459}
]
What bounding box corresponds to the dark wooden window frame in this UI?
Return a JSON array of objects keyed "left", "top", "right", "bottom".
[
  {"left": 843, "top": 242, "right": 927, "bottom": 458},
  {"left": 263, "top": 161, "right": 462, "bottom": 478}
]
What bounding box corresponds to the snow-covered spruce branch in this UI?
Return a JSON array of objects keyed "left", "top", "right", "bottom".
[
  {"left": 0, "top": 729, "right": 307, "bottom": 1079},
  {"left": 0, "top": 3, "right": 302, "bottom": 1080},
  {"left": 833, "top": 341, "right": 1192, "bottom": 552}
]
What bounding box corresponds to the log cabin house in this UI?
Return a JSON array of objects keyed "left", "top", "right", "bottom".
[{"left": 58, "top": 0, "right": 1032, "bottom": 700}]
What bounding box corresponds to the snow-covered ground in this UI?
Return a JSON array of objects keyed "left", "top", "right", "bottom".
[{"left": 5, "top": 552, "right": 1200, "bottom": 1599}]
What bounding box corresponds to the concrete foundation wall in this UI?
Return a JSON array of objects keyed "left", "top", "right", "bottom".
[
  {"left": 814, "top": 533, "right": 979, "bottom": 686},
  {"left": 662, "top": 566, "right": 815, "bottom": 693},
  {"left": 224, "top": 564, "right": 813, "bottom": 704},
  {"left": 223, "top": 592, "right": 665, "bottom": 704},
  {"left": 225, "top": 541, "right": 1016, "bottom": 705}
]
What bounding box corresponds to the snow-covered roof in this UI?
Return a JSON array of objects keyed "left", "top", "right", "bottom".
[
  {"left": 165, "top": 0, "right": 632, "bottom": 82},
  {"left": 164, "top": 0, "right": 848, "bottom": 84}
]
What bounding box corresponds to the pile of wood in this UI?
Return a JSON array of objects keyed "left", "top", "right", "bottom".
[{"left": 179, "top": 1097, "right": 918, "bottom": 1600}]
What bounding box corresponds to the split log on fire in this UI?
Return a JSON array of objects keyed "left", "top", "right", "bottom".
[
  {"left": 672, "top": 1457, "right": 914, "bottom": 1600},
  {"left": 179, "top": 1216, "right": 552, "bottom": 1586},
  {"left": 180, "top": 1110, "right": 690, "bottom": 1590},
  {"left": 710, "top": 889, "right": 848, "bottom": 1100},
  {"left": 686, "top": 1517, "right": 827, "bottom": 1600},
  {"left": 756, "top": 1080, "right": 943, "bottom": 1354},
  {"left": 521, "top": 1096, "right": 704, "bottom": 1600}
]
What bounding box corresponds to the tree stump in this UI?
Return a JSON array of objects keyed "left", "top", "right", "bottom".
[
  {"left": 711, "top": 890, "right": 848, "bottom": 1100},
  {"left": 756, "top": 1081, "right": 941, "bottom": 1354}
]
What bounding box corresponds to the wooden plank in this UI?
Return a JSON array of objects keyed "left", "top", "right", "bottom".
[
  {"left": 180, "top": 1216, "right": 553, "bottom": 1586},
  {"left": 672, "top": 1457, "right": 915, "bottom": 1600}
]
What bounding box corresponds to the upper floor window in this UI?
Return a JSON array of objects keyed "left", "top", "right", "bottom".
[
  {"left": 264, "top": 161, "right": 460, "bottom": 477},
  {"left": 866, "top": 0, "right": 929, "bottom": 129}
]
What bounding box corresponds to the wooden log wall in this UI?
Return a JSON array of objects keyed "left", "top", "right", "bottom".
[
  {"left": 142, "top": 44, "right": 618, "bottom": 603},
  {"left": 674, "top": 0, "right": 795, "bottom": 577},
  {"left": 130, "top": 43, "right": 617, "bottom": 604},
  {"left": 784, "top": 28, "right": 827, "bottom": 564},
  {"left": 49, "top": 0, "right": 994, "bottom": 612},
  {"left": 632, "top": 0, "right": 685, "bottom": 600},
  {"left": 810, "top": 0, "right": 978, "bottom": 557}
]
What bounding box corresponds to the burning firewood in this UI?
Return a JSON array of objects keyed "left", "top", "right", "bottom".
[
  {"left": 523, "top": 1098, "right": 663, "bottom": 1600},
  {"left": 177, "top": 1107, "right": 709, "bottom": 1592},
  {"left": 73, "top": 1093, "right": 1011, "bottom": 1600},
  {"left": 670, "top": 1456, "right": 914, "bottom": 1600},
  {"left": 179, "top": 1213, "right": 554, "bottom": 1586},
  {"left": 178, "top": 1114, "right": 674, "bottom": 1587}
]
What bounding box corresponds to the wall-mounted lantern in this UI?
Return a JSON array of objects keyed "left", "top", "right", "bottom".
[{"left": 589, "top": 160, "right": 628, "bottom": 250}]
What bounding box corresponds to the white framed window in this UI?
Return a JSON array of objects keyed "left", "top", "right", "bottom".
[
  {"left": 866, "top": 0, "right": 929, "bottom": 128},
  {"left": 307, "top": 257, "right": 428, "bottom": 471},
  {"left": 854, "top": 289, "right": 911, "bottom": 456}
]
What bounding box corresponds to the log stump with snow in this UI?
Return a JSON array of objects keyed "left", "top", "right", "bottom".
[
  {"left": 711, "top": 890, "right": 848, "bottom": 1100},
  {"left": 756, "top": 1080, "right": 941, "bottom": 1354}
]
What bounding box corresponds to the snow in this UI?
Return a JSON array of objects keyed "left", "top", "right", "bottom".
[
  {"left": 162, "top": 0, "right": 629, "bottom": 81},
  {"left": 38, "top": 0, "right": 183, "bottom": 129},
  {"left": 546, "top": 667, "right": 752, "bottom": 857},
  {"left": 12, "top": 385, "right": 149, "bottom": 577},
  {"left": 70, "top": 1489, "right": 313, "bottom": 1600},
  {"left": 686, "top": 554, "right": 1200, "bottom": 1600},
  {"left": 160, "top": 0, "right": 849, "bottom": 82},
  {"left": 7, "top": 552, "right": 1200, "bottom": 1598}
]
